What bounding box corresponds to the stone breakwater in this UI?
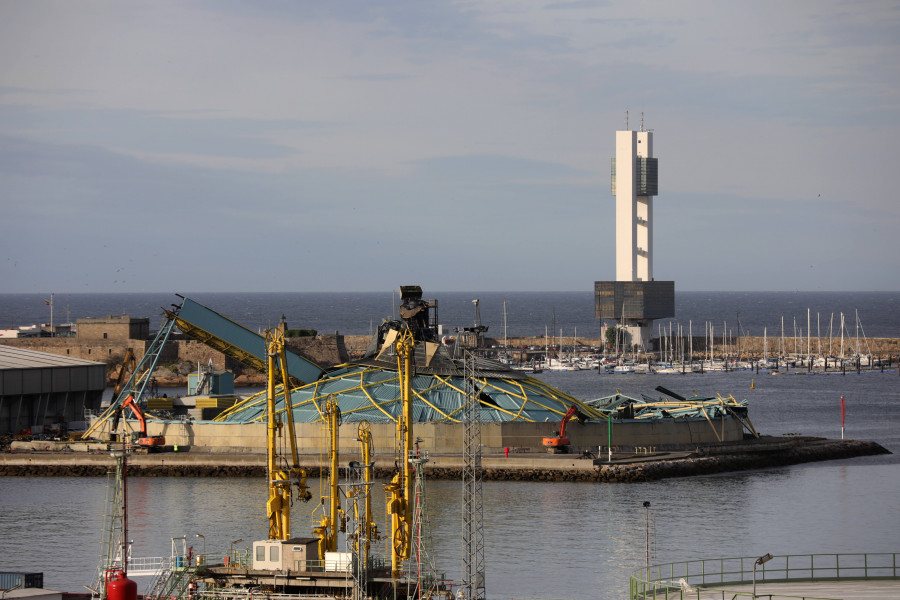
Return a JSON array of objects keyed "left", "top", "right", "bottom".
[
  {"left": 461, "top": 439, "right": 889, "bottom": 483},
  {"left": 0, "top": 439, "right": 888, "bottom": 481}
]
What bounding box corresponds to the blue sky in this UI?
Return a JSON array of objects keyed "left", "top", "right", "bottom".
[{"left": 1, "top": 0, "right": 898, "bottom": 293}]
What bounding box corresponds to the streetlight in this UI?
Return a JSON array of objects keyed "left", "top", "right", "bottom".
[
  {"left": 229, "top": 538, "right": 244, "bottom": 566},
  {"left": 196, "top": 534, "right": 206, "bottom": 564},
  {"left": 643, "top": 501, "right": 652, "bottom": 579},
  {"left": 753, "top": 553, "right": 773, "bottom": 598}
]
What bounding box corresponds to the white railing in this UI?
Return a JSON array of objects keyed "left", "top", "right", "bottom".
[{"left": 126, "top": 555, "right": 170, "bottom": 576}]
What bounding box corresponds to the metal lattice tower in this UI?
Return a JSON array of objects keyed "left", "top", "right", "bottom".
[
  {"left": 92, "top": 451, "right": 126, "bottom": 600},
  {"left": 344, "top": 464, "right": 369, "bottom": 600},
  {"left": 406, "top": 451, "right": 441, "bottom": 599},
  {"left": 461, "top": 352, "right": 486, "bottom": 600}
]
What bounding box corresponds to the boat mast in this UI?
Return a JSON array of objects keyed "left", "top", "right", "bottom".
[
  {"left": 807, "top": 308, "right": 811, "bottom": 360},
  {"left": 840, "top": 313, "right": 845, "bottom": 359},
  {"left": 817, "top": 312, "right": 821, "bottom": 357},
  {"left": 503, "top": 299, "right": 508, "bottom": 350}
]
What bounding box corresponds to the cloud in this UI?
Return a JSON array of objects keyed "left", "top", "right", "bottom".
[{"left": 1, "top": 0, "right": 898, "bottom": 292}]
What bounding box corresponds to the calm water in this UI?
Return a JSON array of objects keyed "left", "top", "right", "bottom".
[
  {"left": 1, "top": 369, "right": 898, "bottom": 599},
  {"left": 2, "top": 291, "right": 899, "bottom": 338}
]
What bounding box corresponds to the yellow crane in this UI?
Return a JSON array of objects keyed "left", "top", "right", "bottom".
[
  {"left": 313, "top": 398, "right": 343, "bottom": 558},
  {"left": 351, "top": 421, "right": 379, "bottom": 567},
  {"left": 385, "top": 328, "right": 415, "bottom": 578},
  {"left": 110, "top": 348, "right": 136, "bottom": 403},
  {"left": 265, "top": 329, "right": 312, "bottom": 541}
]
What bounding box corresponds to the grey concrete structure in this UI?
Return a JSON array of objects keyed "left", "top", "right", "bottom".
[
  {"left": 0, "top": 346, "right": 106, "bottom": 434},
  {"left": 87, "top": 416, "right": 745, "bottom": 454}
]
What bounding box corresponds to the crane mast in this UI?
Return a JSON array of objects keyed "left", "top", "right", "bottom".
[
  {"left": 265, "top": 329, "right": 311, "bottom": 541},
  {"left": 314, "top": 398, "right": 343, "bottom": 558},
  {"left": 355, "top": 422, "right": 379, "bottom": 564},
  {"left": 386, "top": 328, "right": 416, "bottom": 579}
]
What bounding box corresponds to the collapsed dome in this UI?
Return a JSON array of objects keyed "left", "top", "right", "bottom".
[{"left": 216, "top": 343, "right": 603, "bottom": 425}]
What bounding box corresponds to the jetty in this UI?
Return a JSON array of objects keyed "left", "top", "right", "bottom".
[{"left": 2, "top": 436, "right": 889, "bottom": 482}]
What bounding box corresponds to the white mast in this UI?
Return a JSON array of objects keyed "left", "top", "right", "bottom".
[
  {"left": 689, "top": 320, "right": 693, "bottom": 366},
  {"left": 840, "top": 313, "right": 845, "bottom": 359},
  {"left": 503, "top": 299, "right": 508, "bottom": 350}
]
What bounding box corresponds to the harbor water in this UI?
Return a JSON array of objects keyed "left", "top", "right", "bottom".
[{"left": 1, "top": 369, "right": 898, "bottom": 599}]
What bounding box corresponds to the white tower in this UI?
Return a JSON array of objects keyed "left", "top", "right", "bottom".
[
  {"left": 614, "top": 130, "right": 656, "bottom": 282},
  {"left": 596, "top": 124, "right": 672, "bottom": 351}
]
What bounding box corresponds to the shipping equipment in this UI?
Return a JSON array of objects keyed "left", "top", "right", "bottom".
[
  {"left": 83, "top": 317, "right": 179, "bottom": 441},
  {"left": 312, "top": 398, "right": 343, "bottom": 559},
  {"left": 385, "top": 327, "right": 416, "bottom": 578},
  {"left": 542, "top": 404, "right": 584, "bottom": 453},
  {"left": 112, "top": 395, "right": 165, "bottom": 449},
  {"left": 110, "top": 348, "right": 136, "bottom": 403},
  {"left": 263, "top": 329, "right": 312, "bottom": 542}
]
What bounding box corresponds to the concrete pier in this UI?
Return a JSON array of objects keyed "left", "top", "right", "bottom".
[{"left": 0, "top": 437, "right": 888, "bottom": 482}]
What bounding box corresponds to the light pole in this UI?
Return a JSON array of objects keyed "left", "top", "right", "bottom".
[
  {"left": 643, "top": 501, "right": 651, "bottom": 571},
  {"left": 196, "top": 534, "right": 206, "bottom": 564},
  {"left": 230, "top": 538, "right": 244, "bottom": 566},
  {"left": 753, "top": 553, "right": 773, "bottom": 598}
]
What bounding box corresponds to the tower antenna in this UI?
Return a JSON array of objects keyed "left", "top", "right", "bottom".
[
  {"left": 625, "top": 109, "right": 629, "bottom": 130},
  {"left": 640, "top": 112, "right": 645, "bottom": 132}
]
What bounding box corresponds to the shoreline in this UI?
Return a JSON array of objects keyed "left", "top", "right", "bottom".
[{"left": 1, "top": 437, "right": 889, "bottom": 482}]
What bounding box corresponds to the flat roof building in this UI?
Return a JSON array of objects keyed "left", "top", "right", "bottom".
[
  {"left": 77, "top": 314, "right": 149, "bottom": 341},
  {"left": 0, "top": 346, "right": 106, "bottom": 435}
]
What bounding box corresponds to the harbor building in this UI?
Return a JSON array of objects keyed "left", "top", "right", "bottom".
[
  {"left": 595, "top": 125, "right": 674, "bottom": 349},
  {"left": 76, "top": 314, "right": 150, "bottom": 341},
  {"left": 0, "top": 345, "right": 106, "bottom": 435}
]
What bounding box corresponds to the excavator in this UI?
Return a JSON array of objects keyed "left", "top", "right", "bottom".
[
  {"left": 111, "top": 395, "right": 166, "bottom": 450},
  {"left": 542, "top": 404, "right": 585, "bottom": 454}
]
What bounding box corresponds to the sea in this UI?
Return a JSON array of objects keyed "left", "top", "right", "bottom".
[{"left": 1, "top": 291, "right": 898, "bottom": 599}]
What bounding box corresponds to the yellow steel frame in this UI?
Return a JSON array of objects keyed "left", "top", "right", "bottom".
[
  {"left": 350, "top": 421, "right": 379, "bottom": 567},
  {"left": 385, "top": 329, "right": 415, "bottom": 579},
  {"left": 313, "top": 398, "right": 342, "bottom": 559},
  {"left": 265, "top": 329, "right": 311, "bottom": 541}
]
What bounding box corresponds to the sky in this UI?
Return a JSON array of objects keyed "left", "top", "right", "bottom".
[{"left": 1, "top": 0, "right": 899, "bottom": 293}]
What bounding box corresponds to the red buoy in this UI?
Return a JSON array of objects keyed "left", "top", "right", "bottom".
[{"left": 106, "top": 569, "right": 138, "bottom": 600}]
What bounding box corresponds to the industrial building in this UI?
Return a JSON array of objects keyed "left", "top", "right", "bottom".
[{"left": 0, "top": 345, "right": 106, "bottom": 435}]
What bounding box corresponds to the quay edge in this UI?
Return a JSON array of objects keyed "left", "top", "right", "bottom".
[{"left": 0, "top": 437, "right": 889, "bottom": 482}]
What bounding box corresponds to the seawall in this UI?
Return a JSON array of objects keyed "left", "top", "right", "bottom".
[{"left": 0, "top": 438, "right": 888, "bottom": 482}]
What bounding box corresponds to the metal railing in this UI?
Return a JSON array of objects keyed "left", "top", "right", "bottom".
[
  {"left": 126, "top": 555, "right": 169, "bottom": 576},
  {"left": 630, "top": 552, "right": 899, "bottom": 600}
]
